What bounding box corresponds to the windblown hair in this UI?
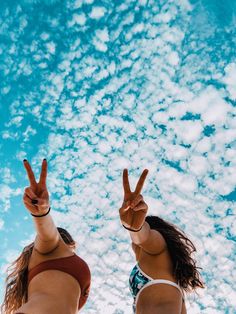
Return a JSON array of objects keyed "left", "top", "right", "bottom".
[
  {"left": 145, "top": 215, "right": 204, "bottom": 291},
  {"left": 1, "top": 227, "right": 75, "bottom": 314}
]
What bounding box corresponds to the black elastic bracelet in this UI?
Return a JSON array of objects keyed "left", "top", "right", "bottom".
[
  {"left": 122, "top": 224, "right": 143, "bottom": 232},
  {"left": 31, "top": 207, "right": 51, "bottom": 217}
]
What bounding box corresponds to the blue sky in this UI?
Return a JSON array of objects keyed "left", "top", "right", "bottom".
[{"left": 0, "top": 0, "right": 236, "bottom": 313}]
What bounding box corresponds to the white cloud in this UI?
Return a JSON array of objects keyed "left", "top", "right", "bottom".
[
  {"left": 23, "top": 125, "right": 37, "bottom": 142},
  {"left": 89, "top": 6, "right": 106, "bottom": 19},
  {"left": 222, "top": 63, "right": 236, "bottom": 100},
  {"left": 40, "top": 32, "right": 50, "bottom": 40},
  {"left": 169, "top": 120, "right": 203, "bottom": 144},
  {"left": 46, "top": 41, "right": 56, "bottom": 54},
  {"left": 1, "top": 168, "right": 16, "bottom": 184},
  {"left": 95, "top": 28, "right": 109, "bottom": 42},
  {"left": 93, "top": 38, "right": 108, "bottom": 52},
  {"left": 132, "top": 23, "right": 144, "bottom": 34},
  {"left": 187, "top": 155, "right": 209, "bottom": 176},
  {"left": 74, "top": 13, "right": 86, "bottom": 25},
  {"left": 168, "top": 51, "right": 180, "bottom": 66}
]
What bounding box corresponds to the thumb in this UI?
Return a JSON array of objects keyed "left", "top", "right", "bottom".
[
  {"left": 119, "top": 200, "right": 131, "bottom": 214},
  {"left": 34, "top": 197, "right": 49, "bottom": 206}
]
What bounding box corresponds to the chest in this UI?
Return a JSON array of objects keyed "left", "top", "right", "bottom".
[
  {"left": 16, "top": 297, "right": 77, "bottom": 314},
  {"left": 28, "top": 269, "right": 81, "bottom": 296}
]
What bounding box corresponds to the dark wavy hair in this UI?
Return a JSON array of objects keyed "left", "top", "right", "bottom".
[
  {"left": 1, "top": 227, "right": 76, "bottom": 314},
  {"left": 145, "top": 215, "right": 204, "bottom": 291}
]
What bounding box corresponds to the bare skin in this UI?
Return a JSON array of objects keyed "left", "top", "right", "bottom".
[
  {"left": 15, "top": 160, "right": 81, "bottom": 314},
  {"left": 119, "top": 169, "right": 187, "bottom": 314},
  {"left": 133, "top": 240, "right": 186, "bottom": 314}
]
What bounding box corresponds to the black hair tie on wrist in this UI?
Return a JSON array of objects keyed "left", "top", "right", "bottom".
[
  {"left": 122, "top": 224, "right": 143, "bottom": 232},
  {"left": 31, "top": 207, "right": 51, "bottom": 217}
]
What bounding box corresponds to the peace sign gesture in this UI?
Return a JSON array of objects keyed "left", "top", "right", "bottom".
[
  {"left": 23, "top": 159, "right": 50, "bottom": 216},
  {"left": 119, "top": 169, "right": 149, "bottom": 231}
]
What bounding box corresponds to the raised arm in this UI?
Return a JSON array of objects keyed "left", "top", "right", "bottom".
[
  {"left": 119, "top": 169, "right": 166, "bottom": 255},
  {"left": 23, "top": 159, "right": 59, "bottom": 254}
]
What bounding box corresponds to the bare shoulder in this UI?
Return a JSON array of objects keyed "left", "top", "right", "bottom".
[{"left": 29, "top": 236, "right": 73, "bottom": 270}]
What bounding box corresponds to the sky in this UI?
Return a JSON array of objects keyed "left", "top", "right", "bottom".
[{"left": 0, "top": 0, "right": 236, "bottom": 313}]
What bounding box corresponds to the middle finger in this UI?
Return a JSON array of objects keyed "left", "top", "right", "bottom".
[{"left": 134, "top": 169, "right": 148, "bottom": 195}]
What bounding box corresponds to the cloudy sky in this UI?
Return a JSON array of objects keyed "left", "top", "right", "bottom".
[{"left": 0, "top": 0, "right": 235, "bottom": 313}]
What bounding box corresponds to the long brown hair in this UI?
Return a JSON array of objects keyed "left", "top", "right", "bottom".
[
  {"left": 1, "top": 227, "right": 75, "bottom": 314},
  {"left": 145, "top": 215, "right": 204, "bottom": 291}
]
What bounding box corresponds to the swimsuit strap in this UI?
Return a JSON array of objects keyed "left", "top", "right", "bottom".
[
  {"left": 136, "top": 265, "right": 183, "bottom": 296},
  {"left": 146, "top": 279, "right": 183, "bottom": 295},
  {"left": 135, "top": 279, "right": 184, "bottom": 305}
]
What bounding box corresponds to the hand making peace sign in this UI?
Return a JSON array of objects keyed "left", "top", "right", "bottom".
[
  {"left": 23, "top": 159, "right": 50, "bottom": 216},
  {"left": 119, "top": 169, "right": 149, "bottom": 231}
]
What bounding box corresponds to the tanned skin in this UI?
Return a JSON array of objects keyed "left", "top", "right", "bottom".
[
  {"left": 119, "top": 169, "right": 187, "bottom": 314},
  {"left": 15, "top": 160, "right": 80, "bottom": 314}
]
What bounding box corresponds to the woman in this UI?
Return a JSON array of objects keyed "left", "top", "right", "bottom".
[
  {"left": 119, "top": 169, "right": 204, "bottom": 314},
  {"left": 1, "top": 159, "right": 91, "bottom": 314}
]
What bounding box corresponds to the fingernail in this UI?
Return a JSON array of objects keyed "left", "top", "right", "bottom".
[
  {"left": 32, "top": 199, "right": 38, "bottom": 204},
  {"left": 23, "top": 159, "right": 27, "bottom": 162},
  {"left": 43, "top": 158, "right": 47, "bottom": 161}
]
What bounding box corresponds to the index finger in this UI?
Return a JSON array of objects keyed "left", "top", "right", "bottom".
[
  {"left": 39, "top": 159, "right": 47, "bottom": 186},
  {"left": 134, "top": 169, "right": 149, "bottom": 195},
  {"left": 123, "top": 169, "right": 131, "bottom": 196},
  {"left": 23, "top": 160, "right": 37, "bottom": 187}
]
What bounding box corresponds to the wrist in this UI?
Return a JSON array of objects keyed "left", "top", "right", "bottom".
[
  {"left": 129, "top": 222, "right": 150, "bottom": 245},
  {"left": 31, "top": 207, "right": 51, "bottom": 217},
  {"left": 122, "top": 224, "right": 143, "bottom": 232}
]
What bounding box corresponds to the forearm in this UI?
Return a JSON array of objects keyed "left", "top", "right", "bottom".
[
  {"left": 128, "top": 221, "right": 151, "bottom": 245},
  {"left": 33, "top": 212, "right": 58, "bottom": 241}
]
